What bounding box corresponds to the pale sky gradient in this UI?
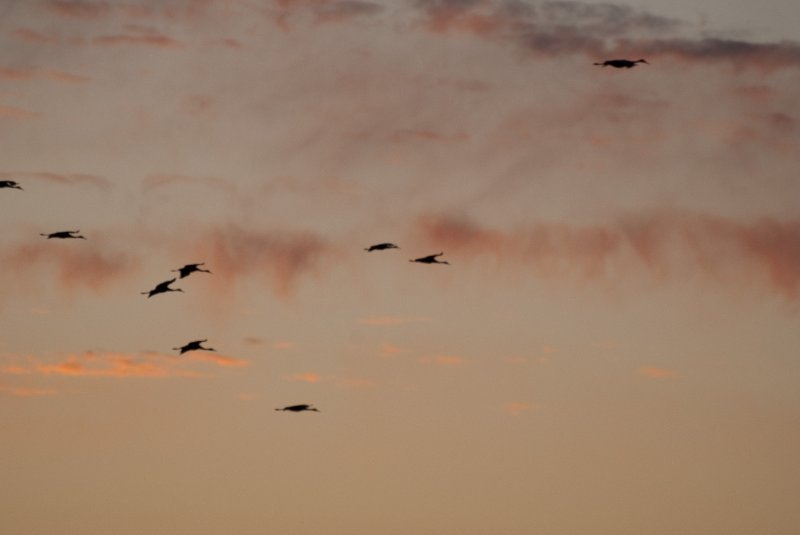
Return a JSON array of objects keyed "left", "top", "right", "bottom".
[{"left": 1, "top": 1, "right": 799, "bottom": 534}]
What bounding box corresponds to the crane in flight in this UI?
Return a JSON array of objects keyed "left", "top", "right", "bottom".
[
  {"left": 173, "top": 339, "right": 215, "bottom": 354},
  {"left": 141, "top": 278, "right": 184, "bottom": 298},
  {"left": 40, "top": 230, "right": 86, "bottom": 240},
  {"left": 409, "top": 252, "right": 450, "bottom": 265},
  {"left": 275, "top": 404, "right": 320, "bottom": 412},
  {"left": 364, "top": 242, "right": 399, "bottom": 252},
  {"left": 171, "top": 262, "right": 212, "bottom": 279},
  {"left": 594, "top": 58, "right": 648, "bottom": 68},
  {"left": 0, "top": 180, "right": 23, "bottom": 190}
]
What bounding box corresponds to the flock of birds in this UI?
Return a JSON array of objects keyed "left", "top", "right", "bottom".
[{"left": 1, "top": 56, "right": 647, "bottom": 413}]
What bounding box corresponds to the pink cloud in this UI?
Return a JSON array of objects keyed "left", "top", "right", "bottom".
[
  {"left": 417, "top": 211, "right": 800, "bottom": 300},
  {"left": 92, "top": 34, "right": 183, "bottom": 48},
  {"left": 13, "top": 28, "right": 60, "bottom": 44},
  {"left": 1, "top": 240, "right": 140, "bottom": 296},
  {"left": 45, "top": 1, "right": 112, "bottom": 19},
  {"left": 0, "top": 105, "right": 40, "bottom": 120},
  {"left": 185, "top": 224, "right": 332, "bottom": 300}
]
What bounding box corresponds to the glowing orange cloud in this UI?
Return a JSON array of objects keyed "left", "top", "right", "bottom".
[
  {"left": 2, "top": 350, "right": 248, "bottom": 380},
  {"left": 286, "top": 372, "right": 325, "bottom": 383},
  {"left": 188, "top": 353, "right": 249, "bottom": 368},
  {"left": 503, "top": 402, "right": 539, "bottom": 415},
  {"left": 36, "top": 353, "right": 175, "bottom": 378}
]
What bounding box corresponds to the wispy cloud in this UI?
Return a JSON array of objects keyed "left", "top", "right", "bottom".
[
  {"left": 0, "top": 105, "right": 40, "bottom": 120},
  {"left": 638, "top": 367, "right": 679, "bottom": 379},
  {"left": 0, "top": 240, "right": 140, "bottom": 296},
  {"left": 188, "top": 352, "right": 249, "bottom": 368},
  {"left": 359, "top": 315, "right": 431, "bottom": 326},
  {"left": 91, "top": 33, "right": 183, "bottom": 48},
  {"left": 0, "top": 67, "right": 90, "bottom": 84},
  {"left": 184, "top": 224, "right": 333, "bottom": 299},
  {"left": 419, "top": 354, "right": 465, "bottom": 366},
  {"left": 286, "top": 372, "right": 328, "bottom": 383},
  {"left": 142, "top": 173, "right": 235, "bottom": 195},
  {"left": 503, "top": 401, "right": 540, "bottom": 415},
  {"left": 417, "top": 211, "right": 800, "bottom": 300},
  {"left": 44, "top": 1, "right": 112, "bottom": 19},
  {"left": 271, "top": 0, "right": 384, "bottom": 30},
  {"left": 2, "top": 350, "right": 248, "bottom": 380},
  {"left": 0, "top": 386, "right": 58, "bottom": 397}
]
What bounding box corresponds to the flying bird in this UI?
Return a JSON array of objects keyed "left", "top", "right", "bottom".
[
  {"left": 0, "top": 180, "right": 22, "bottom": 190},
  {"left": 171, "top": 262, "right": 212, "bottom": 278},
  {"left": 141, "top": 278, "right": 184, "bottom": 298},
  {"left": 275, "top": 404, "right": 320, "bottom": 412},
  {"left": 593, "top": 58, "right": 648, "bottom": 69},
  {"left": 40, "top": 230, "right": 86, "bottom": 239},
  {"left": 410, "top": 252, "right": 450, "bottom": 265},
  {"left": 365, "top": 242, "right": 400, "bottom": 252},
  {"left": 173, "top": 339, "right": 215, "bottom": 354}
]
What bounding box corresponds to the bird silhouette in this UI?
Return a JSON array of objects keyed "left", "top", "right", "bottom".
[
  {"left": 594, "top": 58, "right": 648, "bottom": 69},
  {"left": 40, "top": 230, "right": 86, "bottom": 239},
  {"left": 173, "top": 339, "right": 215, "bottom": 354},
  {"left": 275, "top": 404, "right": 320, "bottom": 412},
  {"left": 171, "top": 262, "right": 212, "bottom": 279},
  {"left": 141, "top": 278, "right": 184, "bottom": 298},
  {"left": 410, "top": 252, "right": 450, "bottom": 265},
  {"left": 0, "top": 180, "right": 23, "bottom": 190},
  {"left": 365, "top": 242, "right": 400, "bottom": 252}
]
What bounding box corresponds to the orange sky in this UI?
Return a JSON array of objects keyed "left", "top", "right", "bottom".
[{"left": 1, "top": 1, "right": 799, "bottom": 534}]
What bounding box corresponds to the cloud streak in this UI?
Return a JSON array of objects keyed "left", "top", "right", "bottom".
[
  {"left": 417, "top": 211, "right": 800, "bottom": 300},
  {"left": 2, "top": 350, "right": 249, "bottom": 380}
]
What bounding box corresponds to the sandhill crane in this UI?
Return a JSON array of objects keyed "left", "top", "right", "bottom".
[
  {"left": 171, "top": 262, "right": 212, "bottom": 279},
  {"left": 410, "top": 252, "right": 450, "bottom": 265},
  {"left": 594, "top": 58, "right": 648, "bottom": 68},
  {"left": 275, "top": 404, "right": 320, "bottom": 412},
  {"left": 365, "top": 242, "right": 400, "bottom": 252},
  {"left": 173, "top": 339, "right": 215, "bottom": 354},
  {"left": 141, "top": 278, "right": 184, "bottom": 298},
  {"left": 40, "top": 230, "right": 86, "bottom": 239},
  {"left": 0, "top": 180, "right": 22, "bottom": 190}
]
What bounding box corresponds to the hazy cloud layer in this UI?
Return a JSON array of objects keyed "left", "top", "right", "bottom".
[{"left": 412, "top": 0, "right": 800, "bottom": 69}]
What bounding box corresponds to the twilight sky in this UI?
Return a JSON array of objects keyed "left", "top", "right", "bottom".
[{"left": 1, "top": 1, "right": 799, "bottom": 534}]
